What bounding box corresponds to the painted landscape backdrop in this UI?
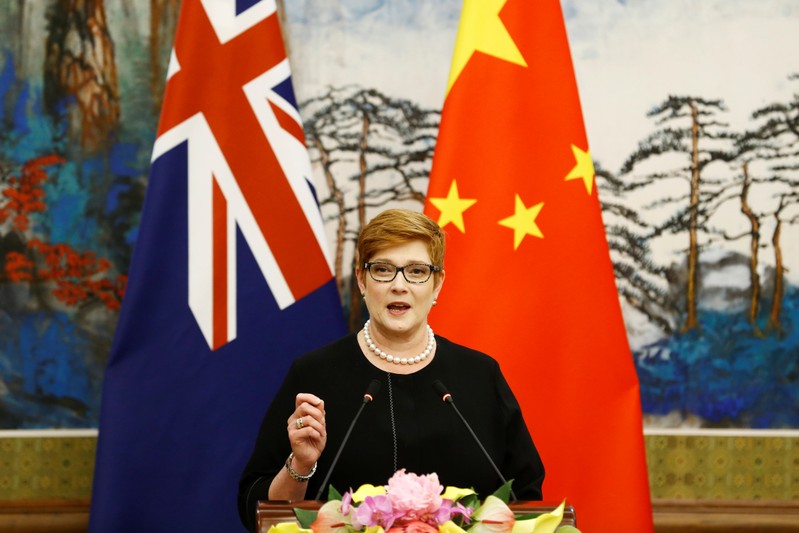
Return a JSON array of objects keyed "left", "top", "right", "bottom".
[{"left": 0, "top": 0, "right": 796, "bottom": 429}]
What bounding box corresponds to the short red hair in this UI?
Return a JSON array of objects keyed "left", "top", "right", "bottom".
[{"left": 357, "top": 209, "right": 445, "bottom": 282}]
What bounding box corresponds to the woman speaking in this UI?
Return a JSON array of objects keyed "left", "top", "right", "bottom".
[{"left": 238, "top": 209, "right": 544, "bottom": 531}]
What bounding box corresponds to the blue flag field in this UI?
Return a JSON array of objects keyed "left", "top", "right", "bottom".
[{"left": 89, "top": 1, "right": 346, "bottom": 531}]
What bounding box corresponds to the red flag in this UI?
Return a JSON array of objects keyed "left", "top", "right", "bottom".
[{"left": 424, "top": 1, "right": 653, "bottom": 531}]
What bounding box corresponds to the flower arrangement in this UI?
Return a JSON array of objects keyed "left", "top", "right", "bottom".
[{"left": 268, "top": 470, "right": 580, "bottom": 533}]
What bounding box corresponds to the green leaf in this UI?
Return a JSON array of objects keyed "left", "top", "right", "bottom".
[
  {"left": 490, "top": 479, "right": 514, "bottom": 504},
  {"left": 327, "top": 485, "right": 342, "bottom": 501},
  {"left": 294, "top": 508, "right": 318, "bottom": 529},
  {"left": 513, "top": 513, "right": 541, "bottom": 521},
  {"left": 458, "top": 492, "right": 480, "bottom": 510}
]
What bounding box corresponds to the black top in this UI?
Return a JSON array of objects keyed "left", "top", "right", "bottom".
[{"left": 238, "top": 334, "right": 545, "bottom": 531}]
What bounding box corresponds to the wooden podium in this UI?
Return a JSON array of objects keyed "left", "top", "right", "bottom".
[{"left": 256, "top": 501, "right": 577, "bottom": 532}]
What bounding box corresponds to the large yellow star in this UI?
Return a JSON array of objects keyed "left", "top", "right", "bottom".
[
  {"left": 446, "top": 0, "right": 527, "bottom": 94},
  {"left": 428, "top": 180, "right": 477, "bottom": 233},
  {"left": 498, "top": 195, "right": 544, "bottom": 250},
  {"left": 564, "top": 144, "right": 595, "bottom": 194}
]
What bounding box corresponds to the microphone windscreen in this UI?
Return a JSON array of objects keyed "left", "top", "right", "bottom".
[
  {"left": 364, "top": 379, "right": 381, "bottom": 402},
  {"left": 432, "top": 380, "right": 451, "bottom": 401}
]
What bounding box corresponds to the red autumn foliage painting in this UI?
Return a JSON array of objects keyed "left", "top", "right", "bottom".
[{"left": 1, "top": 155, "right": 126, "bottom": 312}]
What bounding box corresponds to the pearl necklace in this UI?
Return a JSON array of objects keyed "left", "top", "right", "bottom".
[{"left": 363, "top": 319, "right": 435, "bottom": 365}]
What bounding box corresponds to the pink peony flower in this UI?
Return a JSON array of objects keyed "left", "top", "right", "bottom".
[{"left": 385, "top": 469, "right": 444, "bottom": 520}]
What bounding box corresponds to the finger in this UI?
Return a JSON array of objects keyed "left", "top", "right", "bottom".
[
  {"left": 287, "top": 407, "right": 318, "bottom": 428},
  {"left": 295, "top": 393, "right": 323, "bottom": 409},
  {"left": 300, "top": 415, "right": 327, "bottom": 438},
  {"left": 295, "top": 401, "right": 326, "bottom": 425},
  {"left": 289, "top": 413, "right": 327, "bottom": 438},
  {"left": 292, "top": 427, "right": 327, "bottom": 448}
]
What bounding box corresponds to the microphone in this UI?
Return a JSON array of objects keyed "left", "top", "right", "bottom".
[
  {"left": 314, "top": 379, "right": 381, "bottom": 500},
  {"left": 432, "top": 380, "right": 518, "bottom": 502}
]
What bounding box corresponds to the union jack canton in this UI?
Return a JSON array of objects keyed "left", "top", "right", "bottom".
[{"left": 152, "top": 0, "right": 333, "bottom": 350}]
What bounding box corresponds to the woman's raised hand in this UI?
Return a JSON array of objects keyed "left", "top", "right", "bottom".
[{"left": 286, "top": 392, "right": 326, "bottom": 473}]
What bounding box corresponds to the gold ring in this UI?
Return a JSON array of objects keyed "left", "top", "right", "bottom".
[{"left": 296, "top": 417, "right": 304, "bottom": 429}]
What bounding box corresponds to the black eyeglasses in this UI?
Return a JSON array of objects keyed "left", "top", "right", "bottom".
[{"left": 363, "top": 262, "right": 441, "bottom": 283}]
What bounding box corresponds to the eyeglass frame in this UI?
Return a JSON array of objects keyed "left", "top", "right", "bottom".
[{"left": 363, "top": 262, "right": 442, "bottom": 284}]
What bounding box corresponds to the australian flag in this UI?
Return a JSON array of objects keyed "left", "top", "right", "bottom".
[{"left": 89, "top": 1, "right": 346, "bottom": 531}]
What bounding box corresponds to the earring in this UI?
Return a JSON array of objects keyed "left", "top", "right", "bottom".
[{"left": 432, "top": 300, "right": 438, "bottom": 306}]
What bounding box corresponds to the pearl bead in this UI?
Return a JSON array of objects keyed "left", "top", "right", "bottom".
[{"left": 363, "top": 320, "right": 434, "bottom": 366}]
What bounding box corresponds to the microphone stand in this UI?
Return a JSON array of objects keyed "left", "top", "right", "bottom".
[
  {"left": 314, "top": 380, "right": 380, "bottom": 500},
  {"left": 434, "top": 380, "right": 518, "bottom": 501}
]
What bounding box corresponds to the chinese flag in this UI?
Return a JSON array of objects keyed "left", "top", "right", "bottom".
[{"left": 424, "top": 1, "right": 654, "bottom": 532}]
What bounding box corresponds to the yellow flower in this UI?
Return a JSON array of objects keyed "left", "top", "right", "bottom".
[
  {"left": 364, "top": 526, "right": 385, "bottom": 533},
  {"left": 510, "top": 500, "right": 565, "bottom": 533},
  {"left": 439, "top": 520, "right": 469, "bottom": 533},
  {"left": 352, "top": 484, "right": 387, "bottom": 503},
  {"left": 269, "top": 522, "right": 311, "bottom": 533},
  {"left": 441, "top": 486, "right": 476, "bottom": 501}
]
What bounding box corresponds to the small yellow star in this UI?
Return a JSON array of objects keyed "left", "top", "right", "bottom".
[
  {"left": 428, "top": 180, "right": 477, "bottom": 233},
  {"left": 564, "top": 144, "right": 595, "bottom": 194},
  {"left": 498, "top": 195, "right": 544, "bottom": 250},
  {"left": 447, "top": 0, "right": 527, "bottom": 94}
]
